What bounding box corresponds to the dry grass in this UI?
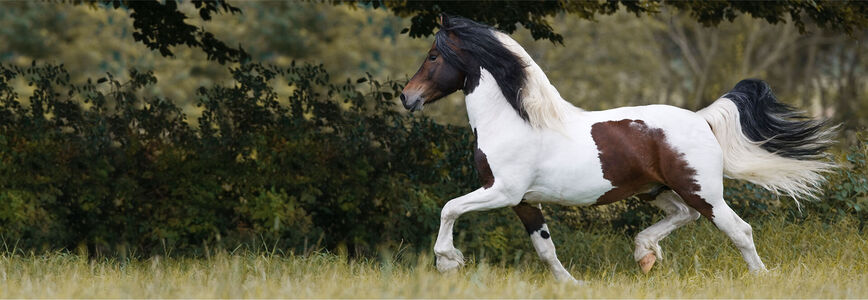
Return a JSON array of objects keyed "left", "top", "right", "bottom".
[{"left": 1, "top": 216, "right": 865, "bottom": 298}]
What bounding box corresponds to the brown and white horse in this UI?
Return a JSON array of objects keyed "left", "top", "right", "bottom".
[{"left": 400, "top": 15, "right": 835, "bottom": 283}]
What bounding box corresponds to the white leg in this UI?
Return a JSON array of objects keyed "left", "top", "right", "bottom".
[
  {"left": 681, "top": 180, "right": 768, "bottom": 273},
  {"left": 633, "top": 190, "right": 700, "bottom": 272},
  {"left": 709, "top": 202, "right": 768, "bottom": 273},
  {"left": 434, "top": 187, "right": 519, "bottom": 272},
  {"left": 512, "top": 203, "right": 578, "bottom": 283}
]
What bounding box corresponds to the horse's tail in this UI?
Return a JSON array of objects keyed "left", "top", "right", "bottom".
[{"left": 697, "top": 79, "right": 836, "bottom": 201}]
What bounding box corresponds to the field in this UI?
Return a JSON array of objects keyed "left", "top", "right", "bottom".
[{"left": 1, "top": 216, "right": 865, "bottom": 298}]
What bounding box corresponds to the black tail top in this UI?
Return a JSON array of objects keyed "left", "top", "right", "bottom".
[{"left": 723, "top": 79, "right": 834, "bottom": 159}]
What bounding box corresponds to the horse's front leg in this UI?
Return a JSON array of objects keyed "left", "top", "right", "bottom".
[
  {"left": 512, "top": 203, "right": 578, "bottom": 283},
  {"left": 434, "top": 187, "right": 519, "bottom": 272}
]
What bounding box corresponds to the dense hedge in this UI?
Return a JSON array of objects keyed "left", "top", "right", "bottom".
[{"left": 0, "top": 62, "right": 865, "bottom": 257}]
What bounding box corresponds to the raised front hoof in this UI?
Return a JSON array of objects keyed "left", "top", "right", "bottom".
[
  {"left": 435, "top": 249, "right": 465, "bottom": 273},
  {"left": 560, "top": 276, "right": 587, "bottom": 286},
  {"left": 750, "top": 266, "right": 770, "bottom": 275},
  {"left": 552, "top": 270, "right": 584, "bottom": 285},
  {"left": 638, "top": 253, "right": 656, "bottom": 273}
]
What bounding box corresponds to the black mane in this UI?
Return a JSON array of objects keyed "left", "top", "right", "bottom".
[{"left": 435, "top": 15, "right": 528, "bottom": 120}]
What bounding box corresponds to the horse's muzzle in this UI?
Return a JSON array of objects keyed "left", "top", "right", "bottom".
[{"left": 400, "top": 92, "right": 424, "bottom": 112}]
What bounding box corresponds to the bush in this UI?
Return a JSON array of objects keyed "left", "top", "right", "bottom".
[
  {"left": 0, "top": 62, "right": 863, "bottom": 258},
  {"left": 0, "top": 62, "right": 480, "bottom": 255}
]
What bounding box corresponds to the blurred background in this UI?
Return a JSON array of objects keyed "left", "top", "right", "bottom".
[{"left": 1, "top": 1, "right": 864, "bottom": 137}]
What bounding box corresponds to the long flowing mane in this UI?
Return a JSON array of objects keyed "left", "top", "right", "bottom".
[{"left": 435, "top": 16, "right": 574, "bottom": 129}]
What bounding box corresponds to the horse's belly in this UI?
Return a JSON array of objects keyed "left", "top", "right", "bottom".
[
  {"left": 522, "top": 138, "right": 613, "bottom": 206},
  {"left": 523, "top": 182, "right": 610, "bottom": 206}
]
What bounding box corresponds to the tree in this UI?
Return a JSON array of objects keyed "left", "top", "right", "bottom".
[
  {"left": 351, "top": 0, "right": 867, "bottom": 44},
  {"left": 68, "top": 1, "right": 866, "bottom": 64},
  {"left": 71, "top": 0, "right": 248, "bottom": 63}
]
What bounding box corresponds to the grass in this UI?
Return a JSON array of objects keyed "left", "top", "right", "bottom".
[{"left": 1, "top": 216, "right": 865, "bottom": 298}]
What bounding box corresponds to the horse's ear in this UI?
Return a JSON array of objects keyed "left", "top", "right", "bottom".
[{"left": 438, "top": 13, "right": 448, "bottom": 27}]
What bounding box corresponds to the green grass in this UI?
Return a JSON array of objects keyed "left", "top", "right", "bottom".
[{"left": 1, "top": 216, "right": 865, "bottom": 298}]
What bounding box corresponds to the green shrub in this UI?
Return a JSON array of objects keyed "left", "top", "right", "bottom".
[
  {"left": 810, "top": 136, "right": 868, "bottom": 227},
  {"left": 0, "top": 62, "right": 477, "bottom": 255}
]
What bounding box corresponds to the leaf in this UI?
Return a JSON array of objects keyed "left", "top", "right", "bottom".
[
  {"left": 400, "top": 28, "right": 409, "bottom": 34},
  {"left": 96, "top": 78, "right": 107, "bottom": 84},
  {"left": 356, "top": 78, "right": 367, "bottom": 83}
]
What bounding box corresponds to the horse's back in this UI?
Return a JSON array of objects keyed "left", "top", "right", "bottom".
[{"left": 580, "top": 104, "right": 722, "bottom": 164}]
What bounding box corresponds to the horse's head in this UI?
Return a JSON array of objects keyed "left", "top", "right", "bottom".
[
  {"left": 400, "top": 14, "right": 528, "bottom": 121},
  {"left": 400, "top": 42, "right": 465, "bottom": 111},
  {"left": 400, "top": 15, "right": 470, "bottom": 112}
]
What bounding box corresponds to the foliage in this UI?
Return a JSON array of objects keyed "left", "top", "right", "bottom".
[
  {"left": 346, "top": 0, "right": 657, "bottom": 44},
  {"left": 0, "top": 61, "right": 475, "bottom": 255},
  {"left": 71, "top": 0, "right": 247, "bottom": 63},
  {"left": 348, "top": 0, "right": 868, "bottom": 43},
  {"left": 665, "top": 0, "right": 868, "bottom": 35},
  {"left": 60, "top": 1, "right": 868, "bottom": 66},
  {"left": 808, "top": 135, "right": 868, "bottom": 225}
]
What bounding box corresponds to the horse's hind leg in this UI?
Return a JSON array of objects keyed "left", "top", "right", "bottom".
[
  {"left": 705, "top": 197, "right": 768, "bottom": 273},
  {"left": 673, "top": 181, "right": 768, "bottom": 273},
  {"left": 633, "top": 190, "right": 700, "bottom": 273},
  {"left": 512, "top": 202, "right": 578, "bottom": 283}
]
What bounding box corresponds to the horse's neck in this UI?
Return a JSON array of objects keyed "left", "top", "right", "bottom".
[{"left": 465, "top": 69, "right": 527, "bottom": 133}]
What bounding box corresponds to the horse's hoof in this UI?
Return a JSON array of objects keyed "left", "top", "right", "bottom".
[
  {"left": 435, "top": 249, "right": 465, "bottom": 273},
  {"left": 553, "top": 270, "right": 582, "bottom": 284},
  {"left": 638, "top": 253, "right": 656, "bottom": 273},
  {"left": 435, "top": 256, "right": 463, "bottom": 273},
  {"left": 561, "top": 276, "right": 587, "bottom": 286}
]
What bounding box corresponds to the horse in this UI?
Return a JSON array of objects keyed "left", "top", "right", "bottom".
[{"left": 399, "top": 15, "right": 835, "bottom": 283}]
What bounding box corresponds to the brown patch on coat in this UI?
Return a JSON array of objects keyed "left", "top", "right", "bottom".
[
  {"left": 590, "top": 119, "right": 714, "bottom": 219},
  {"left": 474, "top": 129, "right": 494, "bottom": 189},
  {"left": 512, "top": 202, "right": 549, "bottom": 238},
  {"left": 635, "top": 185, "right": 671, "bottom": 202}
]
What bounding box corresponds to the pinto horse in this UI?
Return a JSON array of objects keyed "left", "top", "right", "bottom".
[{"left": 400, "top": 15, "right": 834, "bottom": 282}]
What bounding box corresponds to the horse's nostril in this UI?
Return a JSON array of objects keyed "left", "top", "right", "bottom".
[{"left": 400, "top": 93, "right": 406, "bottom": 103}]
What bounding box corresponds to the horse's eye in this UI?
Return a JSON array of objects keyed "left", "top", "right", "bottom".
[{"left": 428, "top": 55, "right": 437, "bottom": 62}]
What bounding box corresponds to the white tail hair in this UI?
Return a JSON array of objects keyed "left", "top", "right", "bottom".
[{"left": 697, "top": 79, "right": 836, "bottom": 202}]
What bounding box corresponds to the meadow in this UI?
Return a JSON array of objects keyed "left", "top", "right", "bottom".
[{"left": 1, "top": 215, "right": 864, "bottom": 298}]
